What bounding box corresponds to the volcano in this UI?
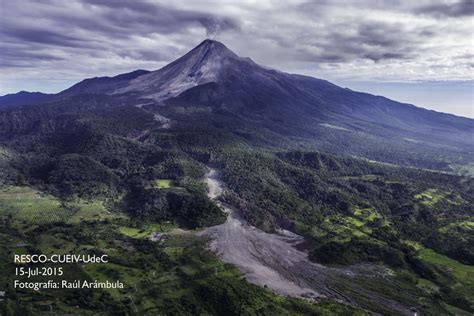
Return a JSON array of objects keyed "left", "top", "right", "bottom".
[{"left": 1, "top": 39, "right": 473, "bottom": 170}]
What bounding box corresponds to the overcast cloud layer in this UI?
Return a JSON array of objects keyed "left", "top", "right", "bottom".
[{"left": 0, "top": 0, "right": 473, "bottom": 117}]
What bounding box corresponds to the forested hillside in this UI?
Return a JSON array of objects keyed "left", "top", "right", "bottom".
[
  {"left": 0, "top": 100, "right": 472, "bottom": 313},
  {"left": 0, "top": 40, "right": 472, "bottom": 315}
]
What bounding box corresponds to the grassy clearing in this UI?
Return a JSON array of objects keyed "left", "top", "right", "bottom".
[
  {"left": 459, "top": 221, "right": 474, "bottom": 229},
  {"left": 36, "top": 234, "right": 76, "bottom": 255},
  {"left": 0, "top": 186, "right": 69, "bottom": 224},
  {"left": 310, "top": 209, "right": 387, "bottom": 242},
  {"left": 352, "top": 207, "right": 382, "bottom": 223},
  {"left": 416, "top": 278, "right": 439, "bottom": 294},
  {"left": 403, "top": 240, "right": 474, "bottom": 285},
  {"left": 154, "top": 179, "right": 172, "bottom": 189},
  {"left": 0, "top": 186, "right": 120, "bottom": 226},
  {"left": 67, "top": 200, "right": 122, "bottom": 223},
  {"left": 438, "top": 220, "right": 474, "bottom": 234},
  {"left": 418, "top": 248, "right": 474, "bottom": 284},
  {"left": 309, "top": 206, "right": 387, "bottom": 236},
  {"left": 83, "top": 262, "right": 144, "bottom": 299},
  {"left": 117, "top": 222, "right": 178, "bottom": 239},
  {"left": 402, "top": 240, "right": 423, "bottom": 251},
  {"left": 414, "top": 188, "right": 445, "bottom": 207},
  {"left": 417, "top": 247, "right": 474, "bottom": 304},
  {"left": 118, "top": 225, "right": 162, "bottom": 239}
]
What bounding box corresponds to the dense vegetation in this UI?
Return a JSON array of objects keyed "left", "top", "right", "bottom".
[
  {"left": 216, "top": 149, "right": 474, "bottom": 264},
  {"left": 0, "top": 97, "right": 472, "bottom": 314},
  {"left": 1, "top": 205, "right": 362, "bottom": 315},
  {"left": 213, "top": 148, "right": 474, "bottom": 313}
]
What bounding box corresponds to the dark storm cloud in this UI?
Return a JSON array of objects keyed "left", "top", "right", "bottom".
[
  {"left": 116, "top": 48, "right": 169, "bottom": 62},
  {"left": 271, "top": 20, "right": 421, "bottom": 63},
  {"left": 1, "top": 27, "right": 85, "bottom": 48},
  {"left": 1, "top": 47, "right": 64, "bottom": 62},
  {"left": 0, "top": 0, "right": 239, "bottom": 68},
  {"left": 0, "top": 47, "right": 65, "bottom": 68},
  {"left": 1, "top": 0, "right": 471, "bottom": 117},
  {"left": 357, "top": 23, "right": 403, "bottom": 47},
  {"left": 81, "top": 0, "right": 239, "bottom": 36},
  {"left": 259, "top": 2, "right": 422, "bottom": 64},
  {"left": 0, "top": 0, "right": 472, "bottom": 97},
  {"left": 415, "top": 0, "right": 474, "bottom": 17},
  {"left": 0, "top": 0, "right": 459, "bottom": 69}
]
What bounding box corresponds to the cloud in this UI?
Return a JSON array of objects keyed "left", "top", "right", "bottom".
[
  {"left": 0, "top": 0, "right": 239, "bottom": 62},
  {"left": 2, "top": 27, "right": 87, "bottom": 49},
  {"left": 290, "top": 21, "right": 420, "bottom": 63},
  {"left": 415, "top": 0, "right": 474, "bottom": 17},
  {"left": 80, "top": 0, "right": 239, "bottom": 37},
  {"left": 0, "top": 47, "right": 64, "bottom": 68},
  {"left": 0, "top": 0, "right": 472, "bottom": 96}
]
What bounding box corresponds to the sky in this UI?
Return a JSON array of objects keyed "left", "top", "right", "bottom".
[{"left": 0, "top": 0, "right": 473, "bottom": 118}]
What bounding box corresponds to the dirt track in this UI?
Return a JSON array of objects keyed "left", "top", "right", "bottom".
[{"left": 199, "top": 168, "right": 416, "bottom": 315}]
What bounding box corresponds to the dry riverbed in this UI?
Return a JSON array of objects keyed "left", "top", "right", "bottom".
[{"left": 199, "top": 168, "right": 416, "bottom": 315}]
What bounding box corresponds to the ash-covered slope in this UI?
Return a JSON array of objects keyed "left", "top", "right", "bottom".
[
  {"left": 112, "top": 40, "right": 258, "bottom": 101},
  {"left": 109, "top": 40, "right": 474, "bottom": 147},
  {"left": 142, "top": 40, "right": 472, "bottom": 148}
]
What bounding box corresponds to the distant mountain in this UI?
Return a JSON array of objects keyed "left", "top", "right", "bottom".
[
  {"left": 0, "top": 70, "right": 151, "bottom": 108},
  {"left": 0, "top": 91, "right": 53, "bottom": 108},
  {"left": 62, "top": 39, "right": 472, "bottom": 147},
  {"left": 0, "top": 39, "right": 472, "bottom": 170}
]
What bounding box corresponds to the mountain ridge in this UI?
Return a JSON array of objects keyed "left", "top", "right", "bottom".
[
  {"left": 1, "top": 39, "right": 471, "bottom": 119},
  {"left": 0, "top": 91, "right": 54, "bottom": 108}
]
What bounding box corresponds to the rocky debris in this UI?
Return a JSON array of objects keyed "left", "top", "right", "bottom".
[{"left": 199, "top": 168, "right": 415, "bottom": 315}]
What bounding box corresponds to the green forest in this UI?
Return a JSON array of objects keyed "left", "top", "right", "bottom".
[{"left": 0, "top": 100, "right": 472, "bottom": 315}]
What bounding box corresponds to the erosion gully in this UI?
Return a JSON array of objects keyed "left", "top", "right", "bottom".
[{"left": 198, "top": 168, "right": 416, "bottom": 315}]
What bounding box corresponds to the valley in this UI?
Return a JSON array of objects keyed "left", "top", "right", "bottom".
[{"left": 201, "top": 168, "right": 418, "bottom": 315}]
